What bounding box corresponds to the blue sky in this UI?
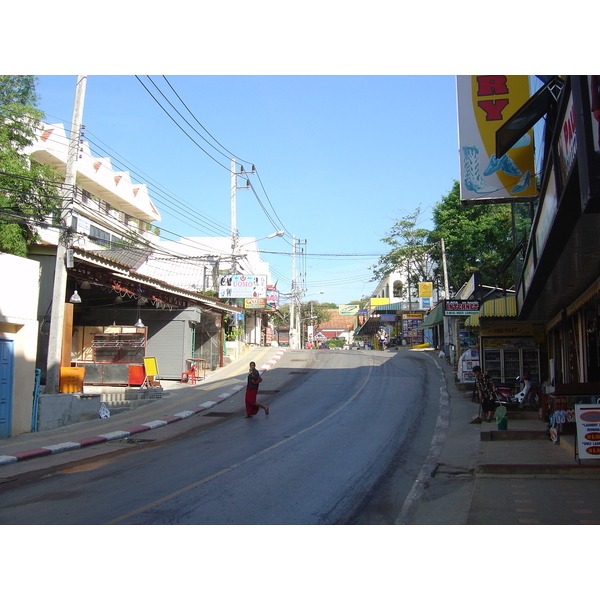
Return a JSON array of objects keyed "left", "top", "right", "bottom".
[{"left": 34, "top": 74, "right": 460, "bottom": 304}]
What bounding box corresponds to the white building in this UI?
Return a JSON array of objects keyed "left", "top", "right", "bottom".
[
  {"left": 371, "top": 268, "right": 439, "bottom": 311},
  {"left": 27, "top": 122, "right": 161, "bottom": 250}
]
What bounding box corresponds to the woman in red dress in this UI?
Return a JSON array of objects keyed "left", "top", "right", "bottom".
[{"left": 245, "top": 361, "right": 270, "bottom": 418}]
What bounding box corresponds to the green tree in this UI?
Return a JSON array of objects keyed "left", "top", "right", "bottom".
[
  {"left": 428, "top": 180, "right": 513, "bottom": 292},
  {"left": 0, "top": 75, "right": 63, "bottom": 257},
  {"left": 373, "top": 206, "right": 439, "bottom": 302}
]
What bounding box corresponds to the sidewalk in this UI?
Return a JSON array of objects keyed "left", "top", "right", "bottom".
[
  {"left": 406, "top": 349, "right": 600, "bottom": 525},
  {"left": 431, "top": 349, "right": 600, "bottom": 475},
  {"left": 0, "top": 346, "right": 287, "bottom": 469}
]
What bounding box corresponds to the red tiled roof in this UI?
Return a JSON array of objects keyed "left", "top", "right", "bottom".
[{"left": 315, "top": 309, "right": 356, "bottom": 337}]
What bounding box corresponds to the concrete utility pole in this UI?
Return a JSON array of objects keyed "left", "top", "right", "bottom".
[
  {"left": 289, "top": 235, "right": 296, "bottom": 349},
  {"left": 45, "top": 75, "right": 87, "bottom": 394},
  {"left": 230, "top": 158, "right": 252, "bottom": 274}
]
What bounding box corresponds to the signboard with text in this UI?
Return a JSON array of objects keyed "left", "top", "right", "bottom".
[
  {"left": 575, "top": 405, "right": 600, "bottom": 459},
  {"left": 444, "top": 300, "right": 480, "bottom": 316},
  {"left": 244, "top": 298, "right": 267, "bottom": 309},
  {"left": 218, "top": 274, "right": 267, "bottom": 299}
]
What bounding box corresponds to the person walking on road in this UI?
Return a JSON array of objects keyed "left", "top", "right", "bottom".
[
  {"left": 473, "top": 365, "right": 496, "bottom": 422},
  {"left": 245, "top": 361, "right": 270, "bottom": 418}
]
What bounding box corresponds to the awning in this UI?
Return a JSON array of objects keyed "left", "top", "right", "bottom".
[
  {"left": 371, "top": 302, "right": 405, "bottom": 313},
  {"left": 464, "top": 296, "right": 517, "bottom": 328},
  {"left": 417, "top": 303, "right": 444, "bottom": 329},
  {"left": 354, "top": 316, "right": 381, "bottom": 336}
]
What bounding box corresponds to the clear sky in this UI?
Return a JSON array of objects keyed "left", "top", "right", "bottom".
[{"left": 34, "top": 74, "right": 459, "bottom": 304}]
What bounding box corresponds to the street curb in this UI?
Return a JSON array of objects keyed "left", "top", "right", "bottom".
[{"left": 0, "top": 349, "right": 287, "bottom": 467}]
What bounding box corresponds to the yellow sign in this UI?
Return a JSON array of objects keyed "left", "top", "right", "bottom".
[
  {"left": 143, "top": 357, "right": 159, "bottom": 376},
  {"left": 370, "top": 298, "right": 390, "bottom": 308},
  {"left": 418, "top": 282, "right": 433, "bottom": 298}
]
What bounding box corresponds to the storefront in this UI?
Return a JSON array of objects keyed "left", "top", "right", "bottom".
[{"left": 465, "top": 296, "right": 546, "bottom": 387}]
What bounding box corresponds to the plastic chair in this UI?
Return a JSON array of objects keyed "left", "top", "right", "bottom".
[{"left": 181, "top": 363, "right": 197, "bottom": 384}]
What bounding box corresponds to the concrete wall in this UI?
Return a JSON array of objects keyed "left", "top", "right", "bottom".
[
  {"left": 37, "top": 393, "right": 102, "bottom": 431},
  {"left": 0, "top": 253, "right": 41, "bottom": 436}
]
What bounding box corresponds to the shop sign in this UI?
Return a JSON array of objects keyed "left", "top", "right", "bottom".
[
  {"left": 480, "top": 323, "right": 533, "bottom": 337},
  {"left": 219, "top": 274, "right": 267, "bottom": 299},
  {"left": 575, "top": 405, "right": 600, "bottom": 459},
  {"left": 444, "top": 300, "right": 480, "bottom": 315},
  {"left": 265, "top": 288, "right": 279, "bottom": 311},
  {"left": 418, "top": 282, "right": 433, "bottom": 298},
  {"left": 402, "top": 314, "right": 424, "bottom": 339},
  {"left": 557, "top": 93, "right": 577, "bottom": 185},
  {"left": 244, "top": 298, "right": 267, "bottom": 309},
  {"left": 535, "top": 166, "right": 558, "bottom": 257},
  {"left": 482, "top": 336, "right": 535, "bottom": 349}
]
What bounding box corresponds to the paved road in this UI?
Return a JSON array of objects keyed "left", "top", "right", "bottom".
[{"left": 0, "top": 348, "right": 444, "bottom": 525}]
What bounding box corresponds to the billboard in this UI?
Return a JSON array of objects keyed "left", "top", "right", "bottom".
[
  {"left": 339, "top": 305, "right": 359, "bottom": 316},
  {"left": 218, "top": 274, "right": 267, "bottom": 299},
  {"left": 457, "top": 75, "right": 536, "bottom": 203}
]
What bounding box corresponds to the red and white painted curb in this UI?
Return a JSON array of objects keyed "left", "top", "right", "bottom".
[{"left": 0, "top": 349, "right": 288, "bottom": 467}]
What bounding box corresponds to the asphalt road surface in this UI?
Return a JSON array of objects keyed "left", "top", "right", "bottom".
[{"left": 0, "top": 349, "right": 444, "bottom": 525}]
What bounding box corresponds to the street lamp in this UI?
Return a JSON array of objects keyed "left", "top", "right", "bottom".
[{"left": 238, "top": 231, "right": 284, "bottom": 250}]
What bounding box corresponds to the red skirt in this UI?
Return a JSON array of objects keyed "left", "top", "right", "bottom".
[{"left": 245, "top": 388, "right": 259, "bottom": 416}]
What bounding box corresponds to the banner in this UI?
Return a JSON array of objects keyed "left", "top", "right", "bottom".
[{"left": 457, "top": 75, "right": 536, "bottom": 202}]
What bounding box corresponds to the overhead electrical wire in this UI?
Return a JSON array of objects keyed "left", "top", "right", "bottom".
[{"left": 161, "top": 76, "right": 254, "bottom": 166}]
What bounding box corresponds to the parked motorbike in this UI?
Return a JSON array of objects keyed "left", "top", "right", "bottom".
[{"left": 496, "top": 373, "right": 540, "bottom": 409}]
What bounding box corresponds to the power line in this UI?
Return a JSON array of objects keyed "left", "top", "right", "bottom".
[
  {"left": 161, "top": 76, "right": 254, "bottom": 166},
  {"left": 135, "top": 76, "right": 293, "bottom": 242}
]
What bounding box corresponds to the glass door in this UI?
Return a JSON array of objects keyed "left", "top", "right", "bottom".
[
  {"left": 483, "top": 349, "right": 502, "bottom": 381},
  {"left": 522, "top": 348, "right": 540, "bottom": 382},
  {"left": 503, "top": 349, "right": 521, "bottom": 383}
]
